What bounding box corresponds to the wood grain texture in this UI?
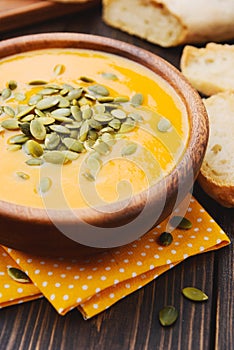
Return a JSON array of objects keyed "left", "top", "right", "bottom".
[
  {"left": 0, "top": 5, "right": 233, "bottom": 350},
  {"left": 0, "top": 0, "right": 100, "bottom": 32}
]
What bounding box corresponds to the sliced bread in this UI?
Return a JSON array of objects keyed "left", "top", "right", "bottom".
[
  {"left": 181, "top": 43, "right": 234, "bottom": 96},
  {"left": 102, "top": 0, "right": 234, "bottom": 47},
  {"left": 198, "top": 92, "right": 234, "bottom": 207}
]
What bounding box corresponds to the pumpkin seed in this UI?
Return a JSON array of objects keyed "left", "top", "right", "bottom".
[
  {"left": 7, "top": 267, "right": 31, "bottom": 283},
  {"left": 71, "top": 105, "right": 82, "bottom": 121},
  {"left": 99, "top": 126, "right": 114, "bottom": 134},
  {"left": 158, "top": 232, "right": 173, "bottom": 246},
  {"left": 121, "top": 142, "right": 137, "bottom": 156},
  {"left": 119, "top": 120, "right": 136, "bottom": 133},
  {"left": 157, "top": 118, "right": 172, "bottom": 132},
  {"left": 98, "top": 97, "right": 114, "bottom": 103},
  {"left": 20, "top": 123, "right": 31, "bottom": 136},
  {"left": 25, "top": 140, "right": 43, "bottom": 157},
  {"left": 51, "top": 108, "right": 71, "bottom": 117},
  {"left": 45, "top": 133, "right": 60, "bottom": 150},
  {"left": 128, "top": 112, "right": 143, "bottom": 122},
  {"left": 84, "top": 139, "right": 95, "bottom": 151},
  {"left": 53, "top": 64, "right": 65, "bottom": 76},
  {"left": 39, "top": 117, "right": 55, "bottom": 125},
  {"left": 108, "top": 118, "right": 121, "bottom": 130},
  {"left": 1, "top": 88, "right": 11, "bottom": 100},
  {"left": 62, "top": 83, "right": 74, "bottom": 91},
  {"left": 7, "top": 144, "right": 22, "bottom": 152},
  {"left": 93, "top": 141, "right": 110, "bottom": 155},
  {"left": 114, "top": 96, "right": 129, "bottom": 103},
  {"left": 89, "top": 118, "right": 102, "bottom": 130},
  {"left": 88, "top": 84, "right": 109, "bottom": 96},
  {"left": 101, "top": 132, "right": 115, "bottom": 146},
  {"left": 65, "top": 121, "right": 82, "bottom": 129},
  {"left": 62, "top": 138, "right": 84, "bottom": 153},
  {"left": 1, "top": 119, "right": 19, "bottom": 130},
  {"left": 21, "top": 114, "right": 35, "bottom": 122},
  {"left": 67, "top": 88, "right": 83, "bottom": 101},
  {"left": 81, "top": 106, "right": 92, "bottom": 120},
  {"left": 49, "top": 124, "right": 70, "bottom": 135},
  {"left": 26, "top": 158, "right": 43, "bottom": 166},
  {"left": 159, "top": 306, "right": 178, "bottom": 326},
  {"left": 16, "top": 171, "right": 30, "bottom": 180},
  {"left": 36, "top": 96, "right": 60, "bottom": 110},
  {"left": 16, "top": 106, "right": 35, "bottom": 119},
  {"left": 84, "top": 93, "right": 96, "bottom": 101},
  {"left": 88, "top": 129, "right": 98, "bottom": 141},
  {"left": 86, "top": 156, "right": 101, "bottom": 172},
  {"left": 3, "top": 106, "right": 15, "bottom": 117},
  {"left": 8, "top": 134, "right": 29, "bottom": 144},
  {"left": 61, "top": 150, "right": 79, "bottom": 161},
  {"left": 38, "top": 177, "right": 52, "bottom": 194},
  {"left": 79, "top": 76, "right": 94, "bottom": 83},
  {"left": 28, "top": 94, "right": 42, "bottom": 106},
  {"left": 28, "top": 80, "right": 48, "bottom": 86},
  {"left": 43, "top": 151, "right": 67, "bottom": 164},
  {"left": 93, "top": 113, "right": 113, "bottom": 123},
  {"left": 30, "top": 119, "right": 46, "bottom": 140},
  {"left": 182, "top": 287, "right": 208, "bottom": 302},
  {"left": 170, "top": 216, "right": 192, "bottom": 230},
  {"left": 131, "top": 93, "right": 143, "bottom": 106},
  {"left": 39, "top": 88, "right": 59, "bottom": 95},
  {"left": 46, "top": 84, "right": 62, "bottom": 90},
  {"left": 101, "top": 72, "right": 118, "bottom": 80},
  {"left": 52, "top": 115, "right": 73, "bottom": 123},
  {"left": 111, "top": 109, "right": 126, "bottom": 120},
  {"left": 58, "top": 96, "right": 70, "bottom": 108},
  {"left": 93, "top": 104, "right": 105, "bottom": 114},
  {"left": 14, "top": 92, "right": 26, "bottom": 101},
  {"left": 82, "top": 171, "right": 95, "bottom": 182},
  {"left": 35, "top": 108, "right": 45, "bottom": 118},
  {"left": 7, "top": 80, "right": 17, "bottom": 90},
  {"left": 79, "top": 120, "right": 89, "bottom": 142}
]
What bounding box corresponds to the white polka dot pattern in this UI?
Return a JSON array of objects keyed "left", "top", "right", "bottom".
[{"left": 0, "top": 196, "right": 230, "bottom": 319}]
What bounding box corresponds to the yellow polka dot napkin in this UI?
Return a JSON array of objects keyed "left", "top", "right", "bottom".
[{"left": 0, "top": 197, "right": 230, "bottom": 319}]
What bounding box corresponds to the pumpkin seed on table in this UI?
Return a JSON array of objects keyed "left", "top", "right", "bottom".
[
  {"left": 39, "top": 88, "right": 59, "bottom": 96},
  {"left": 79, "top": 120, "right": 89, "bottom": 142},
  {"left": 58, "top": 96, "right": 70, "bottom": 108},
  {"left": 14, "top": 92, "right": 26, "bottom": 101},
  {"left": 16, "top": 171, "right": 30, "bottom": 180},
  {"left": 159, "top": 306, "right": 178, "bottom": 326},
  {"left": 114, "top": 96, "right": 129, "bottom": 103},
  {"left": 71, "top": 105, "right": 82, "bottom": 121},
  {"left": 38, "top": 117, "right": 55, "bottom": 125},
  {"left": 61, "top": 150, "right": 79, "bottom": 161},
  {"left": 20, "top": 123, "right": 31, "bottom": 136},
  {"left": 182, "top": 287, "right": 208, "bottom": 302},
  {"left": 7, "top": 267, "right": 31, "bottom": 283},
  {"left": 93, "top": 113, "right": 113, "bottom": 123},
  {"left": 51, "top": 108, "right": 71, "bottom": 117},
  {"left": 157, "top": 117, "right": 172, "bottom": 132},
  {"left": 170, "top": 216, "right": 192, "bottom": 230},
  {"left": 38, "top": 177, "right": 52, "bottom": 194},
  {"left": 16, "top": 106, "right": 35, "bottom": 119},
  {"left": 93, "top": 140, "right": 110, "bottom": 156},
  {"left": 98, "top": 97, "right": 114, "bottom": 103},
  {"left": 111, "top": 109, "right": 126, "bottom": 120},
  {"left": 21, "top": 114, "right": 35, "bottom": 122},
  {"left": 119, "top": 120, "right": 136, "bottom": 133},
  {"left": 158, "top": 232, "right": 173, "bottom": 246},
  {"left": 49, "top": 124, "right": 70, "bottom": 135},
  {"left": 121, "top": 142, "right": 137, "bottom": 156},
  {"left": 67, "top": 88, "right": 83, "bottom": 101},
  {"left": 53, "top": 64, "right": 65, "bottom": 76},
  {"left": 35, "top": 108, "right": 45, "bottom": 118}
]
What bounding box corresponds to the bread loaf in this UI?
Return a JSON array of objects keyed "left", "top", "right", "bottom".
[
  {"left": 181, "top": 43, "right": 234, "bottom": 96},
  {"left": 198, "top": 92, "right": 234, "bottom": 208},
  {"left": 102, "top": 0, "right": 234, "bottom": 47}
]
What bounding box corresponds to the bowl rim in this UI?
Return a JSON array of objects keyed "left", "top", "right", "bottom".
[{"left": 0, "top": 32, "right": 209, "bottom": 227}]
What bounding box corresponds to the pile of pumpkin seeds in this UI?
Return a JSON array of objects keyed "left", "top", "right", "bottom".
[{"left": 0, "top": 67, "right": 148, "bottom": 182}]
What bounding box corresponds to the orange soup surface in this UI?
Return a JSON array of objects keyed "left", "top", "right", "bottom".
[{"left": 0, "top": 49, "right": 189, "bottom": 209}]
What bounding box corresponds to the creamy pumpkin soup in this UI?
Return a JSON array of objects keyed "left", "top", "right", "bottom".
[{"left": 0, "top": 49, "right": 189, "bottom": 209}]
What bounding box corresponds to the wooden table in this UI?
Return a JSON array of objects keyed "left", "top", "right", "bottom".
[{"left": 0, "top": 4, "right": 233, "bottom": 350}]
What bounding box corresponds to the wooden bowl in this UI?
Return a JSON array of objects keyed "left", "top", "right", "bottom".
[{"left": 0, "top": 33, "right": 208, "bottom": 257}]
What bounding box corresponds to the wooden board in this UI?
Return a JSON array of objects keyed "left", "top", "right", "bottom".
[{"left": 0, "top": 0, "right": 99, "bottom": 33}]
